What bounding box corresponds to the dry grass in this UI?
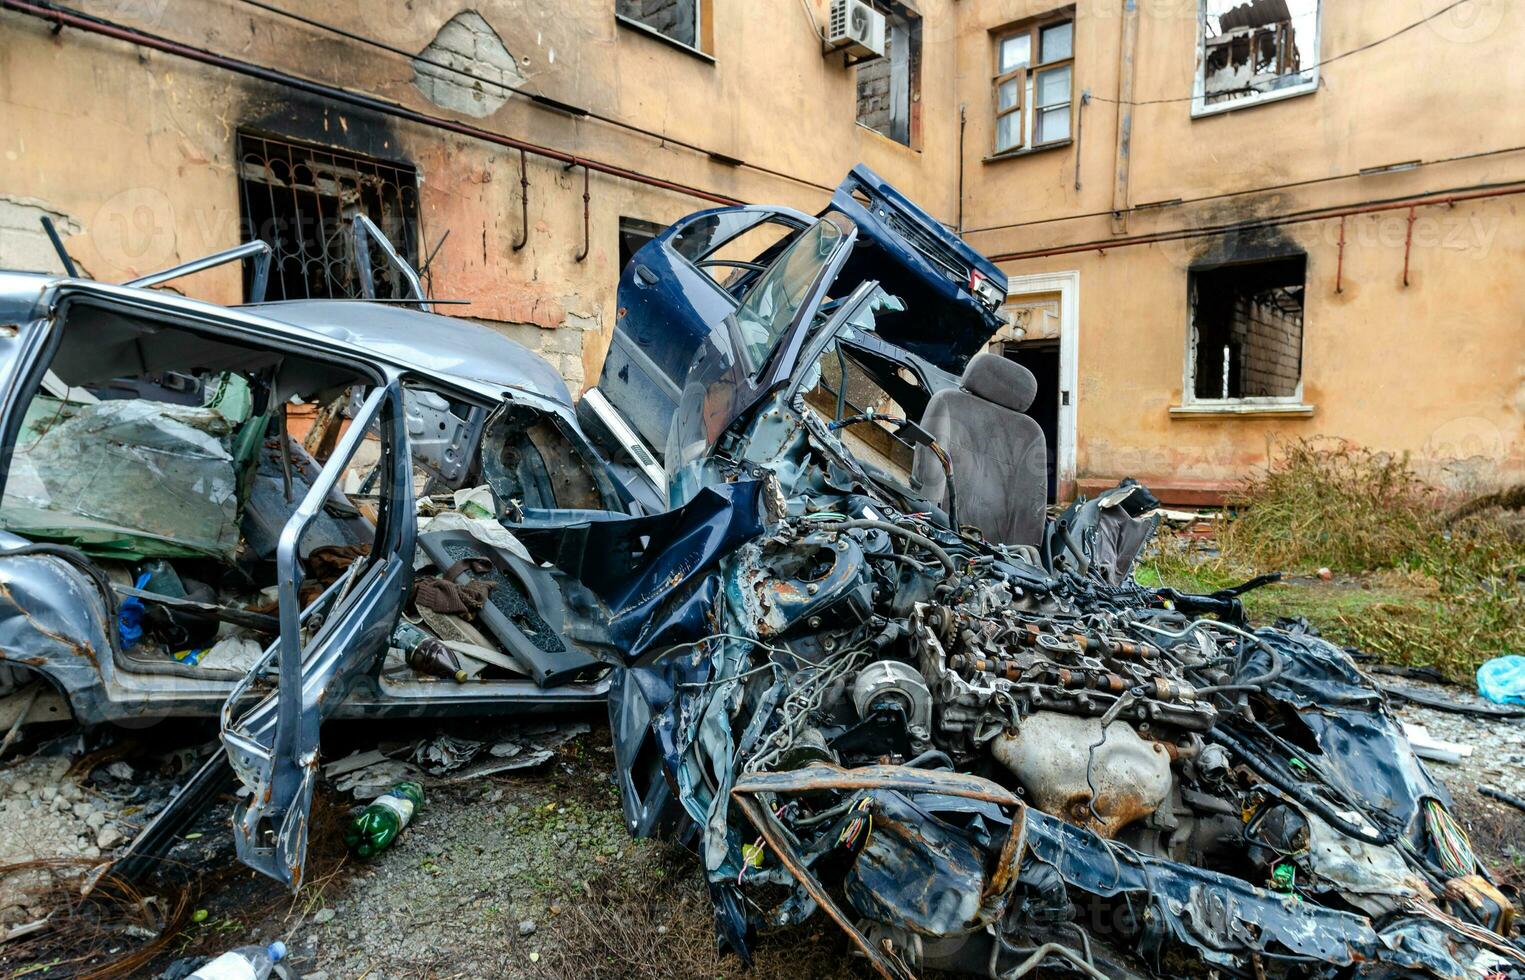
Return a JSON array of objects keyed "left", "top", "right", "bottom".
[
  {"left": 529, "top": 845, "right": 874, "bottom": 980},
  {"left": 1140, "top": 439, "right": 1525, "bottom": 682}
]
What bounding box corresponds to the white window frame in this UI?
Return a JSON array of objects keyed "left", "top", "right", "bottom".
[
  {"left": 1173, "top": 264, "right": 1314, "bottom": 418},
  {"left": 1190, "top": 0, "right": 1320, "bottom": 119}
]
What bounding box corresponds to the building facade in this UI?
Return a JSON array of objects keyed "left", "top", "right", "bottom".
[{"left": 1, "top": 0, "right": 1520, "bottom": 502}]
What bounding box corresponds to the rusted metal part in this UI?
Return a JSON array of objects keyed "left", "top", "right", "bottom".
[
  {"left": 1402, "top": 205, "right": 1417, "bottom": 286},
  {"left": 989, "top": 181, "right": 1525, "bottom": 263},
  {"left": 731, "top": 788, "right": 917, "bottom": 980},
  {"left": 732, "top": 764, "right": 1028, "bottom": 980},
  {"left": 577, "top": 163, "right": 591, "bottom": 263},
  {"left": 512, "top": 149, "right": 530, "bottom": 253},
  {"left": 1335, "top": 215, "right": 1346, "bottom": 292}
]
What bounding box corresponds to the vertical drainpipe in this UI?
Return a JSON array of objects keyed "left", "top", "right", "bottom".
[{"left": 1111, "top": 0, "right": 1139, "bottom": 235}]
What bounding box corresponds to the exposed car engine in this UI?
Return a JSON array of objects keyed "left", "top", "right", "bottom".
[{"left": 590, "top": 384, "right": 1524, "bottom": 980}]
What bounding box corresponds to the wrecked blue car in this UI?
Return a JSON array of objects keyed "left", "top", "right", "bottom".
[{"left": 551, "top": 184, "right": 1525, "bottom": 976}]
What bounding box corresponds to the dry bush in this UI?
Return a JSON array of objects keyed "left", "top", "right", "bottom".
[
  {"left": 1144, "top": 438, "right": 1524, "bottom": 682},
  {"left": 1219, "top": 438, "right": 1438, "bottom": 573}
]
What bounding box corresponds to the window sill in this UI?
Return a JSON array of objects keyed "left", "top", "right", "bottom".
[
  {"left": 615, "top": 15, "right": 715, "bottom": 64},
  {"left": 1170, "top": 402, "right": 1315, "bottom": 419},
  {"left": 854, "top": 122, "right": 920, "bottom": 153},
  {"left": 1191, "top": 78, "right": 1317, "bottom": 118},
  {"left": 983, "top": 139, "right": 1072, "bottom": 163}
]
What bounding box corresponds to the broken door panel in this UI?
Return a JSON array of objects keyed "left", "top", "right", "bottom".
[
  {"left": 222, "top": 380, "right": 414, "bottom": 889},
  {"left": 595, "top": 206, "right": 812, "bottom": 460}
]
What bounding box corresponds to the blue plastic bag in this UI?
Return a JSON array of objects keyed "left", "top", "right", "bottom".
[{"left": 1477, "top": 655, "right": 1525, "bottom": 706}]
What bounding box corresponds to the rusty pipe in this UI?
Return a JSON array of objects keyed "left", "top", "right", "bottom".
[
  {"left": 512, "top": 149, "right": 529, "bottom": 252},
  {"left": 577, "top": 163, "right": 590, "bottom": 263},
  {"left": 2, "top": 0, "right": 743, "bottom": 208},
  {"left": 987, "top": 182, "right": 1525, "bottom": 263}
]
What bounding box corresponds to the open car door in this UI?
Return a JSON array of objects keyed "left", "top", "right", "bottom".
[
  {"left": 221, "top": 378, "right": 414, "bottom": 888},
  {"left": 580, "top": 206, "right": 811, "bottom": 476}
]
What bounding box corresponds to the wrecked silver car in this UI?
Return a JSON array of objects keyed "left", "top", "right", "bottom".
[{"left": 528, "top": 196, "right": 1525, "bottom": 976}]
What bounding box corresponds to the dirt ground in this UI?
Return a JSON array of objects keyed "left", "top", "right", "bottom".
[{"left": 1, "top": 681, "right": 1522, "bottom": 980}]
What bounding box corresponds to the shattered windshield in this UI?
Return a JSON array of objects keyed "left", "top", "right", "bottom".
[{"left": 730, "top": 217, "right": 844, "bottom": 372}]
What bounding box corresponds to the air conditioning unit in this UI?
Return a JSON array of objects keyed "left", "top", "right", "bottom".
[{"left": 826, "top": 0, "right": 886, "bottom": 59}]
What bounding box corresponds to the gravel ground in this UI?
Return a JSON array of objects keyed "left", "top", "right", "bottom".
[{"left": 1, "top": 683, "right": 1522, "bottom": 979}]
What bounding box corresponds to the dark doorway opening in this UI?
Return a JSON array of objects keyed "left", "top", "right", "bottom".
[
  {"left": 618, "top": 217, "right": 665, "bottom": 277},
  {"left": 1003, "top": 341, "right": 1059, "bottom": 503}
]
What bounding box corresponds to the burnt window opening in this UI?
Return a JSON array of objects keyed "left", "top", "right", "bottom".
[
  {"left": 618, "top": 217, "right": 664, "bottom": 276},
  {"left": 855, "top": 3, "right": 921, "bottom": 147},
  {"left": 236, "top": 132, "right": 421, "bottom": 302},
  {"left": 992, "top": 11, "right": 1075, "bottom": 154},
  {"left": 1199, "top": 0, "right": 1318, "bottom": 109},
  {"left": 1189, "top": 256, "right": 1305, "bottom": 401},
  {"left": 616, "top": 0, "right": 712, "bottom": 53}
]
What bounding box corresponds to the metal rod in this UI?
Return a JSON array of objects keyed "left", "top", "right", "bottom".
[
  {"left": 110, "top": 584, "right": 281, "bottom": 634},
  {"left": 577, "top": 164, "right": 590, "bottom": 263},
  {"left": 1, "top": 0, "right": 744, "bottom": 208},
  {"left": 1402, "top": 205, "right": 1416, "bottom": 286},
  {"left": 124, "top": 239, "right": 272, "bottom": 289},
  {"left": 39, "top": 216, "right": 78, "bottom": 277},
  {"left": 278, "top": 403, "right": 294, "bottom": 503},
  {"left": 1335, "top": 215, "right": 1346, "bottom": 293},
  {"left": 512, "top": 150, "right": 530, "bottom": 252}
]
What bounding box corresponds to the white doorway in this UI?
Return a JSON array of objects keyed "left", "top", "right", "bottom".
[{"left": 995, "top": 270, "right": 1079, "bottom": 501}]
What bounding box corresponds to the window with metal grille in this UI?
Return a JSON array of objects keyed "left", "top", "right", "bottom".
[{"left": 236, "top": 132, "right": 422, "bottom": 302}]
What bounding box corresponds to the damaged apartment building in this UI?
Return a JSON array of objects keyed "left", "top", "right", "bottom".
[{"left": 0, "top": 0, "right": 1521, "bottom": 505}]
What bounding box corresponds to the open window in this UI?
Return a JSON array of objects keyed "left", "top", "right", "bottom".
[
  {"left": 991, "top": 11, "right": 1074, "bottom": 154},
  {"left": 1186, "top": 255, "right": 1306, "bottom": 405},
  {"left": 855, "top": 1, "right": 921, "bottom": 147},
  {"left": 1194, "top": 0, "right": 1319, "bottom": 115}
]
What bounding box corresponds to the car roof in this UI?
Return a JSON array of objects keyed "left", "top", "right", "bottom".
[{"left": 244, "top": 299, "right": 573, "bottom": 406}]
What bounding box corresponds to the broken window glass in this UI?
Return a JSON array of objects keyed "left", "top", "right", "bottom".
[
  {"left": 616, "top": 0, "right": 700, "bottom": 49},
  {"left": 992, "top": 13, "right": 1075, "bottom": 154},
  {"left": 1188, "top": 255, "right": 1306, "bottom": 400},
  {"left": 236, "top": 131, "right": 421, "bottom": 302},
  {"left": 855, "top": 3, "right": 921, "bottom": 147},
  {"left": 1200, "top": 0, "right": 1318, "bottom": 108},
  {"left": 0, "top": 393, "right": 246, "bottom": 560}
]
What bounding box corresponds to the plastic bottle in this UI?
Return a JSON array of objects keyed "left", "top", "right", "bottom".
[
  {"left": 393, "top": 622, "right": 467, "bottom": 683},
  {"left": 346, "top": 780, "right": 424, "bottom": 858},
  {"left": 188, "top": 941, "right": 286, "bottom": 980}
]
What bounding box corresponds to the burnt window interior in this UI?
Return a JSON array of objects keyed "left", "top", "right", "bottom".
[
  {"left": 616, "top": 0, "right": 705, "bottom": 51},
  {"left": 1189, "top": 255, "right": 1305, "bottom": 400},
  {"left": 856, "top": 2, "right": 922, "bottom": 146},
  {"left": 618, "top": 217, "right": 664, "bottom": 275},
  {"left": 1201, "top": 0, "right": 1317, "bottom": 106},
  {"left": 237, "top": 132, "right": 421, "bottom": 302}
]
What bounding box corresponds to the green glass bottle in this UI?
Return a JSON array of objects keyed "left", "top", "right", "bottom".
[{"left": 345, "top": 780, "right": 424, "bottom": 858}]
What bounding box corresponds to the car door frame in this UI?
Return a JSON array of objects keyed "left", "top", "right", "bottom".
[{"left": 222, "top": 376, "right": 414, "bottom": 888}]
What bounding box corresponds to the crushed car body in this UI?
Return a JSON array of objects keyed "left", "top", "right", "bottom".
[{"left": 550, "top": 174, "right": 1521, "bottom": 977}]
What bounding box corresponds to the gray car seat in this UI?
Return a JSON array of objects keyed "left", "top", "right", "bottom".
[{"left": 912, "top": 353, "right": 1047, "bottom": 546}]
